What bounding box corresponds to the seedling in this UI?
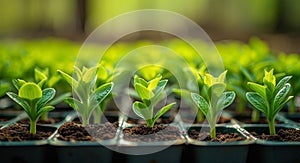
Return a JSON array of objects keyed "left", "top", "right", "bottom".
[
  {"left": 132, "top": 75, "right": 176, "bottom": 127},
  {"left": 246, "top": 69, "right": 293, "bottom": 135},
  {"left": 58, "top": 66, "right": 113, "bottom": 127},
  {"left": 6, "top": 80, "right": 55, "bottom": 134},
  {"left": 191, "top": 71, "right": 235, "bottom": 138},
  {"left": 34, "top": 67, "right": 71, "bottom": 120}
]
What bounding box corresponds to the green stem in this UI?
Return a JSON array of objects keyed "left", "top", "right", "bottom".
[
  {"left": 41, "top": 113, "right": 48, "bottom": 121},
  {"left": 30, "top": 119, "right": 37, "bottom": 134},
  {"left": 251, "top": 109, "right": 260, "bottom": 122},
  {"left": 196, "top": 111, "right": 204, "bottom": 123},
  {"left": 210, "top": 126, "right": 216, "bottom": 139},
  {"left": 289, "top": 99, "right": 296, "bottom": 114},
  {"left": 268, "top": 119, "right": 276, "bottom": 135},
  {"left": 237, "top": 99, "right": 246, "bottom": 114},
  {"left": 93, "top": 109, "right": 102, "bottom": 124}
]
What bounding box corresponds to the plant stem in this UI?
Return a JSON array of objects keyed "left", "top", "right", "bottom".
[
  {"left": 268, "top": 119, "right": 276, "bottom": 135},
  {"left": 93, "top": 109, "right": 102, "bottom": 124},
  {"left": 30, "top": 119, "right": 37, "bottom": 134},
  {"left": 41, "top": 113, "right": 48, "bottom": 121},
  {"left": 237, "top": 99, "right": 245, "bottom": 114},
  {"left": 196, "top": 111, "right": 204, "bottom": 123},
  {"left": 251, "top": 109, "right": 260, "bottom": 122},
  {"left": 82, "top": 116, "right": 89, "bottom": 127},
  {"left": 289, "top": 99, "right": 296, "bottom": 114},
  {"left": 210, "top": 125, "right": 216, "bottom": 139}
]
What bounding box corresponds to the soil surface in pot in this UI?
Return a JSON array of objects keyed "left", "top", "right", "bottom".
[
  {"left": 57, "top": 122, "right": 119, "bottom": 142},
  {"left": 251, "top": 128, "right": 300, "bottom": 141},
  {"left": 123, "top": 124, "right": 181, "bottom": 142},
  {"left": 126, "top": 116, "right": 174, "bottom": 125},
  {"left": 0, "top": 123, "right": 53, "bottom": 141},
  {"left": 182, "top": 116, "right": 231, "bottom": 124},
  {"left": 18, "top": 117, "right": 62, "bottom": 125},
  {"left": 188, "top": 129, "right": 246, "bottom": 142},
  {"left": 72, "top": 115, "right": 118, "bottom": 124}
]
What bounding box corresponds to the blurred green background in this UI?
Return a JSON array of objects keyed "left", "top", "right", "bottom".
[{"left": 0, "top": 0, "right": 300, "bottom": 53}]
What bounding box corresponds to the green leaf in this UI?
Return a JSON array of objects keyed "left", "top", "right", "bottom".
[
  {"left": 0, "top": 82, "right": 10, "bottom": 97},
  {"left": 6, "top": 92, "right": 31, "bottom": 113},
  {"left": 147, "top": 76, "right": 162, "bottom": 91},
  {"left": 132, "top": 101, "right": 152, "bottom": 120},
  {"left": 209, "top": 83, "right": 226, "bottom": 98},
  {"left": 82, "top": 66, "right": 98, "bottom": 84},
  {"left": 18, "top": 83, "right": 42, "bottom": 100},
  {"left": 57, "top": 70, "right": 78, "bottom": 88},
  {"left": 246, "top": 92, "right": 267, "bottom": 114},
  {"left": 97, "top": 65, "right": 109, "bottom": 82},
  {"left": 216, "top": 91, "right": 236, "bottom": 113},
  {"left": 153, "top": 80, "right": 168, "bottom": 95},
  {"left": 92, "top": 82, "right": 114, "bottom": 104},
  {"left": 37, "top": 88, "right": 56, "bottom": 109},
  {"left": 273, "top": 96, "right": 293, "bottom": 117},
  {"left": 273, "top": 83, "right": 291, "bottom": 110},
  {"left": 34, "top": 67, "right": 48, "bottom": 82},
  {"left": 274, "top": 76, "right": 292, "bottom": 96},
  {"left": 134, "top": 83, "right": 154, "bottom": 101},
  {"left": 263, "top": 69, "right": 276, "bottom": 91},
  {"left": 153, "top": 102, "right": 176, "bottom": 123},
  {"left": 64, "top": 97, "right": 82, "bottom": 111},
  {"left": 12, "top": 79, "right": 26, "bottom": 90},
  {"left": 36, "top": 106, "right": 55, "bottom": 118},
  {"left": 134, "top": 75, "right": 148, "bottom": 87},
  {"left": 191, "top": 93, "right": 209, "bottom": 116},
  {"left": 247, "top": 82, "right": 267, "bottom": 99}
]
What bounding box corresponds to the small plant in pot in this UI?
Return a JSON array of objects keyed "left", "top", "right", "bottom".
[
  {"left": 245, "top": 69, "right": 300, "bottom": 141},
  {"left": 57, "top": 66, "right": 116, "bottom": 142},
  {"left": 1, "top": 80, "right": 56, "bottom": 141},
  {"left": 190, "top": 70, "right": 243, "bottom": 141},
  {"left": 17, "top": 67, "right": 71, "bottom": 125},
  {"left": 123, "top": 75, "right": 181, "bottom": 142}
]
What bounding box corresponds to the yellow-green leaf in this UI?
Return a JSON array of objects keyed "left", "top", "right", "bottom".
[{"left": 19, "top": 83, "right": 42, "bottom": 100}]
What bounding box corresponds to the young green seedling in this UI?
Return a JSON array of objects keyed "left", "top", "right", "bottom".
[
  {"left": 34, "top": 67, "right": 71, "bottom": 120},
  {"left": 132, "top": 75, "right": 176, "bottom": 127},
  {"left": 6, "top": 81, "right": 55, "bottom": 134},
  {"left": 191, "top": 71, "right": 236, "bottom": 138},
  {"left": 246, "top": 69, "right": 293, "bottom": 135},
  {"left": 58, "top": 66, "right": 113, "bottom": 127}
]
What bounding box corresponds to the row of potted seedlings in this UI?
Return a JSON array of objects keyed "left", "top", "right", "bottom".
[{"left": 0, "top": 64, "right": 300, "bottom": 163}]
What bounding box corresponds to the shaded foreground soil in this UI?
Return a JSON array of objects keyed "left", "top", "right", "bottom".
[
  {"left": 188, "top": 129, "right": 246, "bottom": 142},
  {"left": 251, "top": 128, "right": 300, "bottom": 141},
  {"left": 0, "top": 123, "right": 52, "bottom": 141},
  {"left": 57, "top": 122, "right": 118, "bottom": 142},
  {"left": 123, "top": 124, "right": 181, "bottom": 142}
]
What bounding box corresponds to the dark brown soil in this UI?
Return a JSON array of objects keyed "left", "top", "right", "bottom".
[
  {"left": 251, "top": 128, "right": 300, "bottom": 141},
  {"left": 57, "top": 122, "right": 119, "bottom": 142},
  {"left": 0, "top": 123, "right": 53, "bottom": 141},
  {"left": 126, "top": 116, "right": 175, "bottom": 125},
  {"left": 72, "top": 116, "right": 119, "bottom": 124},
  {"left": 234, "top": 116, "right": 284, "bottom": 124},
  {"left": 182, "top": 116, "right": 231, "bottom": 124},
  {"left": 123, "top": 124, "right": 181, "bottom": 142},
  {"left": 188, "top": 129, "right": 246, "bottom": 142},
  {"left": 18, "top": 118, "right": 62, "bottom": 125}
]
